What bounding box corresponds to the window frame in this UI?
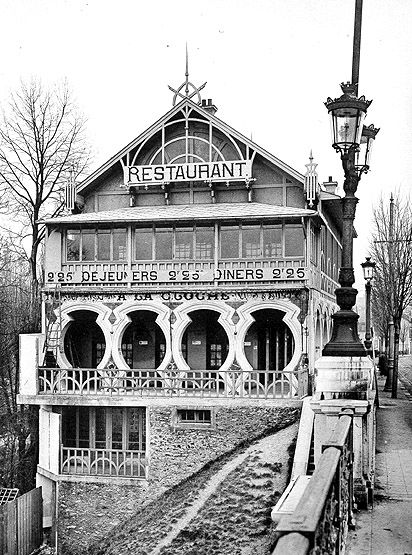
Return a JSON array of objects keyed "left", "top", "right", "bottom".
[
  {"left": 62, "top": 407, "right": 146, "bottom": 451},
  {"left": 173, "top": 407, "right": 215, "bottom": 430},
  {"left": 65, "top": 227, "right": 128, "bottom": 263}
]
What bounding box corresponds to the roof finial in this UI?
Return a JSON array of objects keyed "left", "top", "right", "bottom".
[
  {"left": 168, "top": 46, "right": 207, "bottom": 106},
  {"left": 185, "top": 43, "right": 189, "bottom": 97}
]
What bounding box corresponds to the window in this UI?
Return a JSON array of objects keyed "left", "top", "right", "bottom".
[
  {"left": 65, "top": 228, "right": 128, "bottom": 262},
  {"left": 122, "top": 341, "right": 133, "bottom": 367},
  {"left": 284, "top": 225, "right": 304, "bottom": 257},
  {"left": 155, "top": 227, "right": 173, "bottom": 260},
  {"left": 209, "top": 344, "right": 223, "bottom": 369},
  {"left": 113, "top": 229, "right": 127, "bottom": 261},
  {"left": 310, "top": 226, "right": 318, "bottom": 265},
  {"left": 220, "top": 225, "right": 240, "bottom": 258},
  {"left": 175, "top": 227, "right": 193, "bottom": 259},
  {"left": 176, "top": 409, "right": 212, "bottom": 426},
  {"left": 135, "top": 228, "right": 153, "bottom": 260},
  {"left": 134, "top": 225, "right": 215, "bottom": 261},
  {"left": 97, "top": 230, "right": 110, "bottom": 260},
  {"left": 195, "top": 227, "right": 214, "bottom": 259},
  {"left": 82, "top": 231, "right": 95, "bottom": 261},
  {"left": 242, "top": 226, "right": 261, "bottom": 258},
  {"left": 263, "top": 225, "right": 282, "bottom": 257},
  {"left": 62, "top": 407, "right": 146, "bottom": 451},
  {"left": 67, "top": 230, "right": 80, "bottom": 261}
]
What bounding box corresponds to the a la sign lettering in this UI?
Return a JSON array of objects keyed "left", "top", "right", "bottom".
[{"left": 124, "top": 160, "right": 252, "bottom": 186}]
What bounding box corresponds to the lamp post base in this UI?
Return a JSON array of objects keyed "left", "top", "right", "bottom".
[{"left": 322, "top": 308, "right": 367, "bottom": 357}]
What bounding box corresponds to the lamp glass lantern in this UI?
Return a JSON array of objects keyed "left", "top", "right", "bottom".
[
  {"left": 361, "top": 256, "right": 376, "bottom": 282},
  {"left": 325, "top": 83, "right": 371, "bottom": 155},
  {"left": 356, "top": 124, "right": 380, "bottom": 173}
]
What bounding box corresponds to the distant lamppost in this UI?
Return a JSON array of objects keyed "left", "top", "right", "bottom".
[
  {"left": 322, "top": 83, "right": 379, "bottom": 356},
  {"left": 361, "top": 256, "right": 376, "bottom": 353}
]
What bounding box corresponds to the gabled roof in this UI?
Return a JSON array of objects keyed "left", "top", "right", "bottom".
[
  {"left": 43, "top": 202, "right": 315, "bottom": 225},
  {"left": 78, "top": 98, "right": 304, "bottom": 195}
]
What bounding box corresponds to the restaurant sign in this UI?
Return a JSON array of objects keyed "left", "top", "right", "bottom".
[
  {"left": 124, "top": 160, "right": 252, "bottom": 186},
  {"left": 46, "top": 267, "right": 307, "bottom": 285}
]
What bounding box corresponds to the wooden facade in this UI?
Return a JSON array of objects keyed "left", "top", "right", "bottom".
[{"left": 17, "top": 92, "right": 343, "bottom": 533}]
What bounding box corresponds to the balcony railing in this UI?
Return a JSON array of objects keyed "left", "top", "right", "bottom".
[
  {"left": 61, "top": 447, "right": 147, "bottom": 478},
  {"left": 39, "top": 367, "right": 309, "bottom": 399},
  {"left": 272, "top": 412, "right": 354, "bottom": 554}
]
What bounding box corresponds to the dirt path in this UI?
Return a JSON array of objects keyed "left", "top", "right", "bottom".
[{"left": 149, "top": 424, "right": 297, "bottom": 555}]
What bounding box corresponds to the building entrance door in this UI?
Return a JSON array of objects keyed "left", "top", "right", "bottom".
[
  {"left": 245, "top": 309, "right": 294, "bottom": 372},
  {"left": 182, "top": 310, "right": 228, "bottom": 371}
]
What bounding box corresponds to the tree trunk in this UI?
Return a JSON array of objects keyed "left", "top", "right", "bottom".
[{"left": 392, "top": 318, "right": 401, "bottom": 398}]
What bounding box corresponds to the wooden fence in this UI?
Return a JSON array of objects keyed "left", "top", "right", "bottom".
[{"left": 0, "top": 487, "right": 43, "bottom": 555}]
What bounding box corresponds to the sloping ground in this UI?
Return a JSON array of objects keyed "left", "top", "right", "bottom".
[{"left": 88, "top": 422, "right": 298, "bottom": 555}]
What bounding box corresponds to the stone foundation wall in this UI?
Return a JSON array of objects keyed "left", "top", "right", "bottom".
[
  {"left": 57, "top": 403, "right": 300, "bottom": 554},
  {"left": 148, "top": 404, "right": 300, "bottom": 488}
]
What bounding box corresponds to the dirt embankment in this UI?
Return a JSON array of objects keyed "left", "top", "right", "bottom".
[{"left": 88, "top": 422, "right": 298, "bottom": 555}]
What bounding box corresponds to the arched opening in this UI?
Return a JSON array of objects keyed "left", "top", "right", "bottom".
[
  {"left": 243, "top": 309, "right": 295, "bottom": 396},
  {"left": 315, "top": 313, "right": 322, "bottom": 360},
  {"left": 120, "top": 310, "right": 166, "bottom": 369},
  {"left": 64, "top": 310, "right": 106, "bottom": 368},
  {"left": 322, "top": 320, "right": 329, "bottom": 347},
  {"left": 244, "top": 309, "right": 294, "bottom": 371},
  {"left": 182, "top": 309, "right": 229, "bottom": 371}
]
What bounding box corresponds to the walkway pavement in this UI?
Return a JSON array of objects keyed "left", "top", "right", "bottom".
[{"left": 347, "top": 356, "right": 412, "bottom": 555}]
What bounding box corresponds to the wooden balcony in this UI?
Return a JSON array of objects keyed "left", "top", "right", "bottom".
[
  {"left": 38, "top": 367, "right": 309, "bottom": 400},
  {"left": 61, "top": 447, "right": 147, "bottom": 478}
]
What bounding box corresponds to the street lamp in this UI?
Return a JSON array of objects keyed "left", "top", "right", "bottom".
[
  {"left": 361, "top": 257, "right": 376, "bottom": 353},
  {"left": 322, "top": 82, "right": 379, "bottom": 356},
  {"left": 356, "top": 124, "right": 380, "bottom": 175}
]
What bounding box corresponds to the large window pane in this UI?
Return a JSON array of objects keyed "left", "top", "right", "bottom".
[
  {"left": 67, "top": 230, "right": 80, "bottom": 261},
  {"left": 284, "top": 225, "right": 304, "bottom": 257},
  {"left": 220, "top": 226, "right": 239, "bottom": 259},
  {"left": 113, "top": 229, "right": 127, "bottom": 261},
  {"left": 95, "top": 408, "right": 106, "bottom": 449},
  {"left": 155, "top": 228, "right": 173, "bottom": 260},
  {"left": 175, "top": 227, "right": 193, "bottom": 260},
  {"left": 263, "top": 226, "right": 282, "bottom": 257},
  {"left": 97, "top": 230, "right": 110, "bottom": 260},
  {"left": 128, "top": 408, "right": 146, "bottom": 451},
  {"left": 135, "top": 229, "right": 153, "bottom": 260},
  {"left": 82, "top": 231, "right": 95, "bottom": 261},
  {"left": 112, "top": 409, "right": 123, "bottom": 450},
  {"left": 242, "top": 227, "right": 261, "bottom": 258},
  {"left": 78, "top": 407, "right": 90, "bottom": 448},
  {"left": 195, "top": 227, "right": 214, "bottom": 259},
  {"left": 63, "top": 407, "right": 77, "bottom": 447}
]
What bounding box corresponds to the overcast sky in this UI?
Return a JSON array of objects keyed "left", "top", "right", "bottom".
[{"left": 1, "top": 0, "right": 411, "bottom": 285}]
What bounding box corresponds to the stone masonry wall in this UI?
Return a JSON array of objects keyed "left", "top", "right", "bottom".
[
  {"left": 148, "top": 404, "right": 300, "bottom": 488},
  {"left": 57, "top": 403, "right": 300, "bottom": 554}
]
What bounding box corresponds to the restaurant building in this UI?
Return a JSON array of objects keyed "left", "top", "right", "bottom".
[{"left": 17, "top": 76, "right": 343, "bottom": 546}]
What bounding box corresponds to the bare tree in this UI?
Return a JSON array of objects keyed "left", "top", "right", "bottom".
[
  {"left": 0, "top": 236, "right": 37, "bottom": 491},
  {"left": 0, "top": 79, "right": 89, "bottom": 324},
  {"left": 370, "top": 193, "right": 412, "bottom": 391}
]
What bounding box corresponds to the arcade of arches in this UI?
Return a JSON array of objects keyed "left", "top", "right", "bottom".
[{"left": 62, "top": 306, "right": 296, "bottom": 372}]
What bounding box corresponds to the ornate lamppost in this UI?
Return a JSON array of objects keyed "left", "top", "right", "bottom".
[
  {"left": 361, "top": 256, "right": 376, "bottom": 353},
  {"left": 322, "top": 83, "right": 379, "bottom": 357}
]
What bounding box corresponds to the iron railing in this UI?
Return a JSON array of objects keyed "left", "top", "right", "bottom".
[
  {"left": 60, "top": 447, "right": 147, "bottom": 478},
  {"left": 39, "top": 367, "right": 309, "bottom": 399},
  {"left": 272, "top": 412, "right": 354, "bottom": 554}
]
